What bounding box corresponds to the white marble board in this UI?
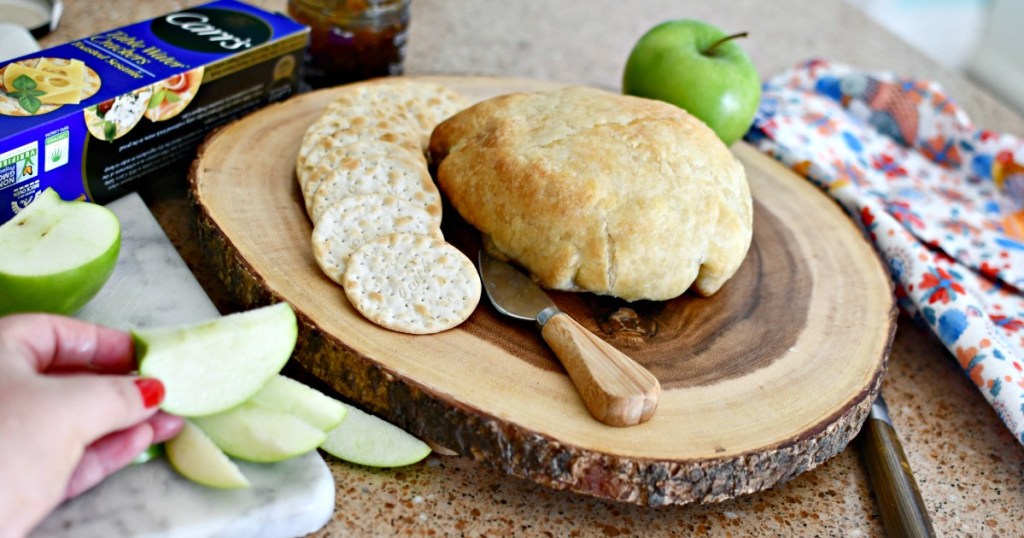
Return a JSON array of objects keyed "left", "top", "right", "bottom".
[{"left": 30, "top": 193, "right": 335, "bottom": 538}]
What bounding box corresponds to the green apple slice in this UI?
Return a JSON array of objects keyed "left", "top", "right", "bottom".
[
  {"left": 320, "top": 405, "right": 431, "bottom": 468},
  {"left": 134, "top": 303, "right": 297, "bottom": 417},
  {"left": 193, "top": 403, "right": 327, "bottom": 463},
  {"left": 0, "top": 188, "right": 120, "bottom": 315},
  {"left": 130, "top": 444, "right": 164, "bottom": 466},
  {"left": 248, "top": 375, "right": 348, "bottom": 431},
  {"left": 165, "top": 420, "right": 250, "bottom": 489}
]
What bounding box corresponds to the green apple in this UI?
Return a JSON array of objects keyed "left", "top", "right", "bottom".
[
  {"left": 0, "top": 188, "right": 120, "bottom": 315},
  {"left": 134, "top": 303, "right": 297, "bottom": 417},
  {"left": 248, "top": 375, "right": 348, "bottom": 431},
  {"left": 622, "top": 19, "right": 761, "bottom": 145},
  {"left": 193, "top": 403, "right": 327, "bottom": 463},
  {"left": 166, "top": 420, "right": 250, "bottom": 489},
  {"left": 320, "top": 404, "right": 431, "bottom": 468}
]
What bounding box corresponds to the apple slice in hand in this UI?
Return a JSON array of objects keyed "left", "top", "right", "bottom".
[
  {"left": 193, "top": 403, "right": 327, "bottom": 463},
  {"left": 248, "top": 375, "right": 347, "bottom": 431},
  {"left": 130, "top": 444, "right": 164, "bottom": 466},
  {"left": 320, "top": 405, "right": 431, "bottom": 468},
  {"left": 0, "top": 188, "right": 120, "bottom": 315},
  {"left": 135, "top": 303, "right": 297, "bottom": 417},
  {"left": 166, "top": 420, "right": 250, "bottom": 489}
]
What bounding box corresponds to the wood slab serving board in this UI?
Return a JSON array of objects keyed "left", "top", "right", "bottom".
[{"left": 189, "top": 76, "right": 896, "bottom": 506}]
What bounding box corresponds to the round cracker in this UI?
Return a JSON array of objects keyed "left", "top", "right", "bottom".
[
  {"left": 296, "top": 103, "right": 424, "bottom": 172},
  {"left": 297, "top": 139, "right": 424, "bottom": 191},
  {"left": 308, "top": 151, "right": 440, "bottom": 223},
  {"left": 301, "top": 141, "right": 416, "bottom": 212},
  {"left": 328, "top": 79, "right": 468, "bottom": 126},
  {"left": 311, "top": 194, "right": 442, "bottom": 283},
  {"left": 294, "top": 80, "right": 470, "bottom": 174},
  {"left": 342, "top": 233, "right": 481, "bottom": 334},
  {"left": 296, "top": 118, "right": 424, "bottom": 177},
  {"left": 358, "top": 81, "right": 471, "bottom": 147},
  {"left": 328, "top": 78, "right": 433, "bottom": 109},
  {"left": 296, "top": 80, "right": 446, "bottom": 168},
  {"left": 402, "top": 83, "right": 472, "bottom": 139}
]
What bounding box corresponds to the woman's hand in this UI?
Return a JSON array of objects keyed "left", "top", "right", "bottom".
[{"left": 0, "top": 314, "right": 184, "bottom": 538}]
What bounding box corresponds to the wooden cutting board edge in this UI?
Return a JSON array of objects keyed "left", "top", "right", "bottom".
[{"left": 187, "top": 76, "right": 897, "bottom": 506}]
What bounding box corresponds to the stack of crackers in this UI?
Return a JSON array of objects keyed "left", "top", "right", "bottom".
[{"left": 295, "top": 80, "right": 481, "bottom": 335}]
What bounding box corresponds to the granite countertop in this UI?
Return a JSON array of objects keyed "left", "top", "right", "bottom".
[{"left": 42, "top": 1, "right": 1024, "bottom": 536}]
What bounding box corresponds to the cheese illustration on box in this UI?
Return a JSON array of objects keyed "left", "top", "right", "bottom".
[
  {"left": 3, "top": 59, "right": 88, "bottom": 106},
  {"left": 0, "top": 0, "right": 309, "bottom": 223},
  {"left": 0, "top": 58, "right": 99, "bottom": 116}
]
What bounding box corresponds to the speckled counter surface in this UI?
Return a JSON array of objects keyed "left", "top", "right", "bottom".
[{"left": 42, "top": 1, "right": 1024, "bottom": 536}]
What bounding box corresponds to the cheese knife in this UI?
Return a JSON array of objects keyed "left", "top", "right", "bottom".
[
  {"left": 858, "top": 393, "right": 936, "bottom": 537},
  {"left": 477, "top": 250, "right": 661, "bottom": 427}
]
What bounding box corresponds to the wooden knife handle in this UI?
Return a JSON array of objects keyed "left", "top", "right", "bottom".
[
  {"left": 858, "top": 417, "right": 936, "bottom": 538},
  {"left": 540, "top": 312, "right": 660, "bottom": 427}
]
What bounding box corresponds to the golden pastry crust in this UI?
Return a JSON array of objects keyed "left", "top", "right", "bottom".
[{"left": 429, "top": 86, "right": 752, "bottom": 302}]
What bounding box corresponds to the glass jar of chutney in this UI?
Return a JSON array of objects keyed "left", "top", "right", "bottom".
[{"left": 288, "top": 0, "right": 410, "bottom": 89}]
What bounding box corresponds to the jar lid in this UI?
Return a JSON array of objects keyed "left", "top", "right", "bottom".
[{"left": 0, "top": 0, "right": 63, "bottom": 39}]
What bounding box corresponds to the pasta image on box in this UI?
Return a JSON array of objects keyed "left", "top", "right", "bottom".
[{"left": 0, "top": 0, "right": 309, "bottom": 223}]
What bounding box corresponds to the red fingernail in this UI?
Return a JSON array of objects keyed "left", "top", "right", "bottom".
[{"left": 135, "top": 378, "right": 164, "bottom": 409}]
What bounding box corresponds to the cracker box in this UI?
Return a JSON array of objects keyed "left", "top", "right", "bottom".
[{"left": 0, "top": 0, "right": 309, "bottom": 223}]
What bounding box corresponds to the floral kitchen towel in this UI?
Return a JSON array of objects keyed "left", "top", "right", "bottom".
[{"left": 746, "top": 58, "right": 1024, "bottom": 446}]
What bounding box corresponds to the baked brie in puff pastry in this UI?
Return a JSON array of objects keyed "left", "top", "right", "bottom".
[{"left": 429, "top": 86, "right": 752, "bottom": 302}]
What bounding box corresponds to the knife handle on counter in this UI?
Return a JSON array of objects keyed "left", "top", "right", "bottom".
[
  {"left": 858, "top": 395, "right": 936, "bottom": 538},
  {"left": 540, "top": 312, "right": 661, "bottom": 427}
]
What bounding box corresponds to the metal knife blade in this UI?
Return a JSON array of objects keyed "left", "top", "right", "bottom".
[
  {"left": 477, "top": 249, "right": 661, "bottom": 427},
  {"left": 478, "top": 250, "right": 560, "bottom": 325}
]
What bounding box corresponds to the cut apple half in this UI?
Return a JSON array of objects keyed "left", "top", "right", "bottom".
[
  {"left": 194, "top": 403, "right": 327, "bottom": 463},
  {"left": 0, "top": 188, "right": 120, "bottom": 315},
  {"left": 248, "top": 375, "right": 347, "bottom": 431},
  {"left": 165, "top": 420, "right": 249, "bottom": 489},
  {"left": 134, "top": 303, "right": 297, "bottom": 417},
  {"left": 320, "top": 404, "right": 431, "bottom": 468}
]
